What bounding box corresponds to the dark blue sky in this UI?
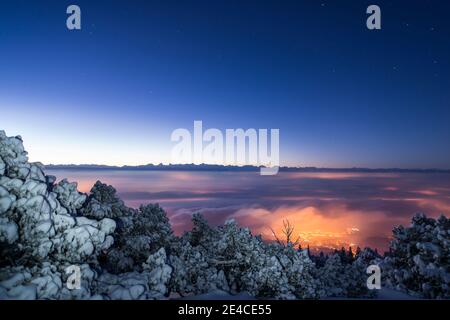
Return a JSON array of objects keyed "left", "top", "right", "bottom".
[{"left": 1, "top": 0, "right": 449, "bottom": 168}]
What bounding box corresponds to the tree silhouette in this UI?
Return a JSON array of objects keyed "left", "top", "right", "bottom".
[{"left": 270, "top": 219, "right": 301, "bottom": 247}]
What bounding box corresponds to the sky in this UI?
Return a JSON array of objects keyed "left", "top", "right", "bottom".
[{"left": 1, "top": 0, "right": 449, "bottom": 168}]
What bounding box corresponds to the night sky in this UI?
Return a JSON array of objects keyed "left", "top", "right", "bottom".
[{"left": 1, "top": 0, "right": 449, "bottom": 168}]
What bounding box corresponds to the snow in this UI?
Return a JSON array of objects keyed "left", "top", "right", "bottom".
[
  {"left": 375, "top": 288, "right": 418, "bottom": 300},
  {"left": 53, "top": 179, "right": 86, "bottom": 213},
  {"left": 0, "top": 130, "right": 448, "bottom": 300},
  {"left": 180, "top": 289, "right": 256, "bottom": 300},
  {"left": 6, "top": 285, "right": 37, "bottom": 300},
  {"left": 0, "top": 196, "right": 12, "bottom": 214},
  {"left": 0, "top": 218, "right": 18, "bottom": 243}
]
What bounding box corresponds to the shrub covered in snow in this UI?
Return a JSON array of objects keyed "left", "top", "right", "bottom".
[
  {"left": 382, "top": 213, "right": 449, "bottom": 299},
  {"left": 101, "top": 202, "right": 174, "bottom": 274},
  {"left": 0, "top": 131, "right": 116, "bottom": 265},
  {"left": 0, "top": 131, "right": 174, "bottom": 300},
  {"left": 170, "top": 214, "right": 321, "bottom": 299},
  {"left": 317, "top": 253, "right": 373, "bottom": 298},
  {"left": 95, "top": 248, "right": 172, "bottom": 299},
  {"left": 82, "top": 181, "right": 132, "bottom": 220}
]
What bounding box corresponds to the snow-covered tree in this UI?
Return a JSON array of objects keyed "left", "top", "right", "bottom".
[
  {"left": 82, "top": 181, "right": 132, "bottom": 219},
  {"left": 318, "top": 253, "right": 371, "bottom": 298},
  {"left": 0, "top": 131, "right": 173, "bottom": 300},
  {"left": 103, "top": 203, "right": 174, "bottom": 274},
  {"left": 382, "top": 213, "right": 449, "bottom": 299},
  {"left": 170, "top": 214, "right": 321, "bottom": 299}
]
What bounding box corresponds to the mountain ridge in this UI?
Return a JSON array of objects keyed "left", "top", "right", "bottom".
[{"left": 44, "top": 163, "right": 450, "bottom": 173}]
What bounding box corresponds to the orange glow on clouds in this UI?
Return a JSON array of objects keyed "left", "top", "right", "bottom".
[
  {"left": 49, "top": 170, "right": 450, "bottom": 253},
  {"left": 231, "top": 204, "right": 392, "bottom": 251}
]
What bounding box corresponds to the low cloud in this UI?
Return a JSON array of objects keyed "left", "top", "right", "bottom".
[{"left": 49, "top": 170, "right": 450, "bottom": 252}]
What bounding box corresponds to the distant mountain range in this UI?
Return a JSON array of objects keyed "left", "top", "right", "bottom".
[{"left": 44, "top": 163, "right": 450, "bottom": 173}]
